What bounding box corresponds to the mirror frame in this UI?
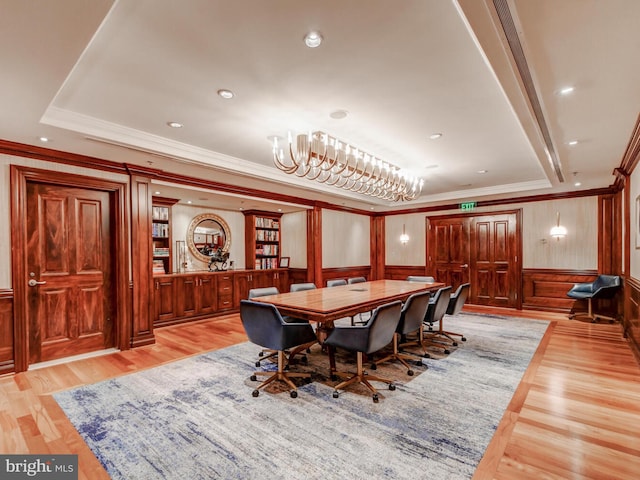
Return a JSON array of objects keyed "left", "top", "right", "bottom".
[{"left": 186, "top": 213, "right": 232, "bottom": 264}]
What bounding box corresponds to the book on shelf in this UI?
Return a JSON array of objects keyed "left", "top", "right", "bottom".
[{"left": 152, "top": 260, "right": 166, "bottom": 274}]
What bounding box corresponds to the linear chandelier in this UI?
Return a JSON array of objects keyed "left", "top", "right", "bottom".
[{"left": 272, "top": 131, "right": 424, "bottom": 202}]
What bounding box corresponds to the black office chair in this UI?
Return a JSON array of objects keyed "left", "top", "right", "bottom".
[
  {"left": 422, "top": 286, "right": 454, "bottom": 354},
  {"left": 324, "top": 300, "right": 403, "bottom": 403},
  {"left": 372, "top": 291, "right": 431, "bottom": 375},
  {"left": 348, "top": 276, "right": 366, "bottom": 284},
  {"left": 327, "top": 279, "right": 347, "bottom": 287},
  {"left": 290, "top": 282, "right": 317, "bottom": 292},
  {"left": 248, "top": 287, "right": 312, "bottom": 365},
  {"left": 567, "top": 275, "right": 621, "bottom": 323},
  {"left": 240, "top": 300, "right": 317, "bottom": 398},
  {"left": 348, "top": 276, "right": 370, "bottom": 324},
  {"left": 406, "top": 275, "right": 436, "bottom": 283},
  {"left": 441, "top": 283, "right": 470, "bottom": 343}
]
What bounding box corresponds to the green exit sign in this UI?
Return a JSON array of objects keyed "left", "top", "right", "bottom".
[{"left": 459, "top": 201, "right": 477, "bottom": 211}]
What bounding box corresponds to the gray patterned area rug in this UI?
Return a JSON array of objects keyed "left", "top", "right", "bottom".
[{"left": 54, "top": 313, "right": 549, "bottom": 480}]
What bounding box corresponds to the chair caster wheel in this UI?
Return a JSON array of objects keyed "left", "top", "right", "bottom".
[
  {"left": 258, "top": 351, "right": 265, "bottom": 357},
  {"left": 415, "top": 360, "right": 423, "bottom": 367},
  {"left": 444, "top": 349, "right": 450, "bottom": 354},
  {"left": 290, "top": 390, "right": 298, "bottom": 398},
  {"left": 461, "top": 337, "right": 467, "bottom": 342},
  {"left": 331, "top": 375, "right": 338, "bottom": 381},
  {"left": 373, "top": 394, "right": 379, "bottom": 403},
  {"left": 255, "top": 361, "right": 261, "bottom": 367},
  {"left": 407, "top": 370, "right": 414, "bottom": 376},
  {"left": 252, "top": 390, "right": 259, "bottom": 397},
  {"left": 301, "top": 355, "right": 308, "bottom": 364},
  {"left": 333, "top": 391, "right": 340, "bottom": 398},
  {"left": 452, "top": 341, "right": 458, "bottom": 347},
  {"left": 370, "top": 363, "right": 377, "bottom": 370},
  {"left": 389, "top": 384, "right": 396, "bottom": 391},
  {"left": 423, "top": 353, "right": 431, "bottom": 359},
  {"left": 250, "top": 375, "right": 257, "bottom": 381}
]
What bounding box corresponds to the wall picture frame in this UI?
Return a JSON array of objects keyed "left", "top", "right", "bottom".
[{"left": 279, "top": 256, "right": 290, "bottom": 268}]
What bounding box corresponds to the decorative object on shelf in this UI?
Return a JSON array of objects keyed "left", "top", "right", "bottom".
[
  {"left": 187, "top": 213, "right": 232, "bottom": 265},
  {"left": 208, "top": 250, "right": 230, "bottom": 272},
  {"left": 400, "top": 224, "right": 410, "bottom": 245},
  {"left": 549, "top": 212, "right": 567, "bottom": 240},
  {"left": 272, "top": 131, "right": 423, "bottom": 201},
  {"left": 279, "top": 256, "right": 290, "bottom": 268},
  {"left": 175, "top": 240, "right": 186, "bottom": 273}
]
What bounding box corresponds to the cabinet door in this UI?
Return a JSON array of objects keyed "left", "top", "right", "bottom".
[
  {"left": 234, "top": 273, "right": 251, "bottom": 307},
  {"left": 178, "top": 275, "right": 197, "bottom": 317},
  {"left": 217, "top": 273, "right": 234, "bottom": 311},
  {"left": 198, "top": 275, "right": 216, "bottom": 315},
  {"left": 155, "top": 276, "right": 176, "bottom": 323}
]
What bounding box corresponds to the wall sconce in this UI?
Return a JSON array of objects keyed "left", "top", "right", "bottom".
[
  {"left": 400, "top": 224, "right": 410, "bottom": 245},
  {"left": 549, "top": 212, "right": 567, "bottom": 240}
]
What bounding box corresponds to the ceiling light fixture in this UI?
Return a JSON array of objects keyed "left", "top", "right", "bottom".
[
  {"left": 568, "top": 140, "right": 578, "bottom": 146},
  {"left": 559, "top": 86, "right": 575, "bottom": 95},
  {"left": 429, "top": 133, "right": 442, "bottom": 140},
  {"left": 272, "top": 131, "right": 424, "bottom": 202},
  {"left": 167, "top": 122, "right": 183, "bottom": 128},
  {"left": 217, "top": 89, "right": 234, "bottom": 99},
  {"left": 39, "top": 136, "right": 49, "bottom": 142},
  {"left": 304, "top": 31, "right": 323, "bottom": 48}
]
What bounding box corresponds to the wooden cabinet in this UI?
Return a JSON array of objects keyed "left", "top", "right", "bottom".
[
  {"left": 217, "top": 273, "right": 234, "bottom": 311},
  {"left": 234, "top": 269, "right": 288, "bottom": 307},
  {"left": 244, "top": 210, "right": 282, "bottom": 270},
  {"left": 152, "top": 197, "right": 178, "bottom": 274},
  {"left": 155, "top": 275, "right": 176, "bottom": 323}
]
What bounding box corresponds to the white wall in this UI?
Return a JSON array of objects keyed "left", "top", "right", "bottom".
[
  {"left": 281, "top": 211, "right": 307, "bottom": 268},
  {"left": 322, "top": 210, "right": 370, "bottom": 268},
  {"left": 385, "top": 213, "right": 426, "bottom": 265}
]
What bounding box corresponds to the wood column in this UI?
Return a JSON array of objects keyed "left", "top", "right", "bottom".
[
  {"left": 129, "top": 174, "right": 156, "bottom": 347},
  {"left": 307, "top": 206, "right": 323, "bottom": 287},
  {"left": 371, "top": 216, "right": 385, "bottom": 280},
  {"left": 598, "top": 193, "right": 622, "bottom": 274}
]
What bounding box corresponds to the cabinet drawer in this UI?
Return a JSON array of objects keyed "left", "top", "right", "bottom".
[
  {"left": 218, "top": 294, "right": 233, "bottom": 310},
  {"left": 218, "top": 279, "right": 233, "bottom": 295}
]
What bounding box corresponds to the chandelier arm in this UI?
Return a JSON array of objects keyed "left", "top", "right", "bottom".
[{"left": 273, "top": 152, "right": 301, "bottom": 174}]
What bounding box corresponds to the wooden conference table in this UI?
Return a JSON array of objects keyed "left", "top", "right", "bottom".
[{"left": 254, "top": 279, "right": 445, "bottom": 373}]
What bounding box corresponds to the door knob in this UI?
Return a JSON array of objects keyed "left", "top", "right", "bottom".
[
  {"left": 28, "top": 279, "right": 47, "bottom": 287},
  {"left": 461, "top": 264, "right": 469, "bottom": 268}
]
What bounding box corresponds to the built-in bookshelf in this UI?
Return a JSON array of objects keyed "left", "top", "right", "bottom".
[
  {"left": 152, "top": 197, "right": 178, "bottom": 274},
  {"left": 244, "top": 210, "right": 282, "bottom": 270}
]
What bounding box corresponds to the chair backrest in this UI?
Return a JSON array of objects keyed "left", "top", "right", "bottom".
[
  {"left": 367, "top": 300, "right": 403, "bottom": 354},
  {"left": 446, "top": 283, "right": 470, "bottom": 316},
  {"left": 406, "top": 275, "right": 435, "bottom": 283},
  {"left": 424, "top": 286, "right": 452, "bottom": 325},
  {"left": 239, "top": 300, "right": 285, "bottom": 350},
  {"left": 398, "top": 291, "right": 431, "bottom": 335},
  {"left": 248, "top": 287, "right": 279, "bottom": 299},
  {"left": 347, "top": 276, "right": 366, "bottom": 284},
  {"left": 240, "top": 300, "right": 316, "bottom": 351},
  {"left": 593, "top": 274, "right": 621, "bottom": 291},
  {"left": 290, "top": 282, "right": 316, "bottom": 292},
  {"left": 327, "top": 279, "right": 347, "bottom": 287}
]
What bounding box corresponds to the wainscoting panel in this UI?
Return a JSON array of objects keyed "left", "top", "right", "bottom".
[
  {"left": 0, "top": 289, "right": 14, "bottom": 374},
  {"left": 625, "top": 276, "right": 640, "bottom": 361},
  {"left": 384, "top": 266, "right": 430, "bottom": 281},
  {"left": 522, "top": 269, "right": 598, "bottom": 312},
  {"left": 322, "top": 266, "right": 371, "bottom": 286}
]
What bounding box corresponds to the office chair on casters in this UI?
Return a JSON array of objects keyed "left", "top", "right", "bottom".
[
  {"left": 372, "top": 291, "right": 431, "bottom": 376},
  {"left": 441, "top": 283, "right": 470, "bottom": 343},
  {"left": 567, "top": 275, "right": 621, "bottom": 323},
  {"left": 324, "top": 301, "right": 403, "bottom": 403},
  {"left": 422, "top": 286, "right": 454, "bottom": 354},
  {"left": 327, "top": 279, "right": 347, "bottom": 287},
  {"left": 290, "top": 282, "right": 317, "bottom": 292},
  {"left": 248, "top": 287, "right": 313, "bottom": 366},
  {"left": 240, "top": 300, "right": 317, "bottom": 398},
  {"left": 348, "top": 276, "right": 366, "bottom": 284}
]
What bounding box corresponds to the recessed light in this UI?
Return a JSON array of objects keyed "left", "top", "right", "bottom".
[
  {"left": 154, "top": 191, "right": 161, "bottom": 195},
  {"left": 477, "top": 169, "right": 488, "bottom": 174},
  {"left": 187, "top": 200, "right": 192, "bottom": 204},
  {"left": 304, "top": 31, "right": 323, "bottom": 48},
  {"left": 559, "top": 86, "right": 575, "bottom": 95},
  {"left": 39, "top": 136, "right": 49, "bottom": 142},
  {"left": 574, "top": 181, "right": 582, "bottom": 187},
  {"left": 217, "top": 89, "right": 234, "bottom": 99},
  {"left": 330, "top": 110, "right": 348, "bottom": 119},
  {"left": 429, "top": 133, "right": 442, "bottom": 140},
  {"left": 167, "top": 122, "right": 183, "bottom": 128},
  {"left": 568, "top": 140, "right": 578, "bottom": 146}
]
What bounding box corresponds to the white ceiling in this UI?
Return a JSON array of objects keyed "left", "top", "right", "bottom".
[{"left": 2, "top": 0, "right": 639, "bottom": 213}]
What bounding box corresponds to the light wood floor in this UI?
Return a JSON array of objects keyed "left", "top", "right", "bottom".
[{"left": 1, "top": 307, "right": 639, "bottom": 480}]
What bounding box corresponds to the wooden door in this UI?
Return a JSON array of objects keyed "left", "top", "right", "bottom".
[
  {"left": 198, "top": 275, "right": 216, "bottom": 315},
  {"left": 427, "top": 211, "right": 521, "bottom": 308},
  {"left": 471, "top": 213, "right": 520, "bottom": 308},
  {"left": 26, "top": 183, "right": 115, "bottom": 364},
  {"left": 427, "top": 216, "right": 470, "bottom": 289}
]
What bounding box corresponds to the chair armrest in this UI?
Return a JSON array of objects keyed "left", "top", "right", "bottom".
[
  {"left": 324, "top": 326, "right": 369, "bottom": 352},
  {"left": 569, "top": 282, "right": 595, "bottom": 294}
]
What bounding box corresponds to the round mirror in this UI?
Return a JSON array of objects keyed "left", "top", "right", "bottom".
[{"left": 187, "top": 213, "right": 231, "bottom": 264}]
